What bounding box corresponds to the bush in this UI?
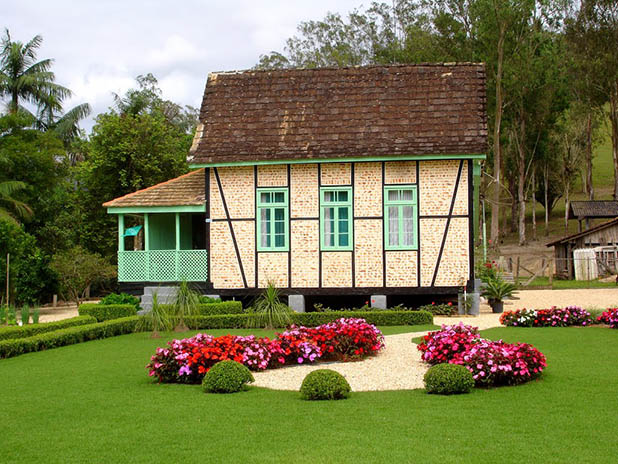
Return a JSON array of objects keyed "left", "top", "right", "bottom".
[
  {"left": 597, "top": 308, "right": 618, "bottom": 328},
  {"left": 0, "top": 316, "right": 140, "bottom": 359},
  {"left": 0, "top": 315, "right": 97, "bottom": 341},
  {"left": 201, "top": 360, "right": 254, "bottom": 393},
  {"left": 78, "top": 303, "right": 137, "bottom": 322},
  {"left": 424, "top": 363, "right": 474, "bottom": 395},
  {"left": 198, "top": 301, "right": 243, "bottom": 315},
  {"left": 418, "top": 303, "right": 457, "bottom": 316},
  {"left": 179, "top": 310, "right": 432, "bottom": 330},
  {"left": 500, "top": 306, "right": 593, "bottom": 327},
  {"left": 300, "top": 369, "right": 351, "bottom": 400},
  {"left": 100, "top": 293, "right": 141, "bottom": 310},
  {"left": 417, "top": 323, "right": 481, "bottom": 365},
  {"left": 198, "top": 295, "right": 221, "bottom": 304}
]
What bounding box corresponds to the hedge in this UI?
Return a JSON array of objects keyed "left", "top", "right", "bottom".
[
  {"left": 0, "top": 316, "right": 141, "bottom": 359},
  {"left": 0, "top": 316, "right": 97, "bottom": 341},
  {"left": 183, "top": 310, "right": 433, "bottom": 330},
  {"left": 159, "top": 301, "right": 244, "bottom": 316},
  {"left": 78, "top": 304, "right": 137, "bottom": 322}
]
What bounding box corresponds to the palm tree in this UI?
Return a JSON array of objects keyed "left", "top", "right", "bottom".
[
  {"left": 0, "top": 29, "right": 71, "bottom": 115},
  {"left": 37, "top": 98, "right": 91, "bottom": 150},
  {"left": 0, "top": 180, "right": 32, "bottom": 224}
]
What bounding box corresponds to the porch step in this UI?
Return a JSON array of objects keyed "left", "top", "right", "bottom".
[{"left": 140, "top": 286, "right": 179, "bottom": 312}]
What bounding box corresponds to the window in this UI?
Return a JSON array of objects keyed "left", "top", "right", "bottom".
[
  {"left": 384, "top": 186, "right": 417, "bottom": 250},
  {"left": 257, "top": 188, "right": 289, "bottom": 251},
  {"left": 320, "top": 187, "right": 353, "bottom": 250}
]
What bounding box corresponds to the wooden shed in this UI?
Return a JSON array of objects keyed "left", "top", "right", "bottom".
[
  {"left": 547, "top": 217, "right": 618, "bottom": 278},
  {"left": 104, "top": 63, "right": 488, "bottom": 306}
]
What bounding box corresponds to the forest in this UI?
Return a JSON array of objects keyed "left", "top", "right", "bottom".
[{"left": 0, "top": 0, "right": 616, "bottom": 305}]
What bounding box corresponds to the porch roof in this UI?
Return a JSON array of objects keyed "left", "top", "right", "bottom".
[{"left": 103, "top": 169, "right": 205, "bottom": 213}]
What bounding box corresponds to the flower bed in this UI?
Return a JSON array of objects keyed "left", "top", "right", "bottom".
[
  {"left": 500, "top": 306, "right": 593, "bottom": 327},
  {"left": 417, "top": 323, "right": 547, "bottom": 387},
  {"left": 147, "top": 318, "right": 384, "bottom": 383},
  {"left": 597, "top": 308, "right": 618, "bottom": 328}
]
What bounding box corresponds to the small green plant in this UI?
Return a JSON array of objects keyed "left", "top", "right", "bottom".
[
  {"left": 424, "top": 363, "right": 474, "bottom": 395},
  {"left": 173, "top": 281, "right": 201, "bottom": 331},
  {"left": 20, "top": 305, "right": 30, "bottom": 325},
  {"left": 249, "top": 282, "right": 292, "bottom": 329},
  {"left": 137, "top": 293, "right": 174, "bottom": 337},
  {"left": 300, "top": 369, "right": 351, "bottom": 401},
  {"left": 7, "top": 306, "right": 17, "bottom": 325},
  {"left": 0, "top": 305, "right": 6, "bottom": 325},
  {"left": 481, "top": 278, "right": 516, "bottom": 302},
  {"left": 198, "top": 295, "right": 221, "bottom": 304},
  {"left": 418, "top": 303, "right": 456, "bottom": 316},
  {"left": 100, "top": 293, "right": 141, "bottom": 310},
  {"left": 31, "top": 307, "right": 40, "bottom": 324},
  {"left": 201, "top": 360, "right": 254, "bottom": 393}
]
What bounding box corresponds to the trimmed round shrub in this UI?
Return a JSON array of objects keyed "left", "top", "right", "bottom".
[
  {"left": 300, "top": 369, "right": 351, "bottom": 400},
  {"left": 201, "top": 360, "right": 254, "bottom": 393},
  {"left": 424, "top": 363, "right": 474, "bottom": 395}
]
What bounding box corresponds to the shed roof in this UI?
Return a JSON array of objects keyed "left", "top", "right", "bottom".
[
  {"left": 546, "top": 217, "right": 618, "bottom": 247},
  {"left": 189, "top": 63, "right": 487, "bottom": 165},
  {"left": 103, "top": 169, "right": 205, "bottom": 208},
  {"left": 568, "top": 201, "right": 618, "bottom": 219}
]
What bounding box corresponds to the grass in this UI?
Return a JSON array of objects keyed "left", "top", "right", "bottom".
[
  {"left": 520, "top": 276, "right": 618, "bottom": 290},
  {"left": 1, "top": 325, "right": 618, "bottom": 463}
]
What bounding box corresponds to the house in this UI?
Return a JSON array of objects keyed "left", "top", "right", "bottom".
[
  {"left": 568, "top": 201, "right": 618, "bottom": 232},
  {"left": 103, "top": 63, "right": 487, "bottom": 309},
  {"left": 547, "top": 217, "right": 618, "bottom": 279}
]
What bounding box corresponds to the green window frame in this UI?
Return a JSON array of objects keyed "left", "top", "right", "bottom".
[
  {"left": 256, "top": 188, "right": 289, "bottom": 252},
  {"left": 384, "top": 186, "right": 418, "bottom": 250},
  {"left": 320, "top": 187, "right": 353, "bottom": 251}
]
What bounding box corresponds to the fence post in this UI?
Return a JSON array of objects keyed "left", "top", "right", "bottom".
[
  {"left": 515, "top": 257, "right": 520, "bottom": 284},
  {"left": 549, "top": 258, "right": 554, "bottom": 287}
]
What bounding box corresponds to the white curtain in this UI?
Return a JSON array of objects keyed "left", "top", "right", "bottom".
[{"left": 388, "top": 206, "right": 398, "bottom": 246}]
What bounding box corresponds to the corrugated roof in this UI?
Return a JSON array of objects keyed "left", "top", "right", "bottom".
[
  {"left": 568, "top": 201, "right": 618, "bottom": 219},
  {"left": 103, "top": 169, "right": 205, "bottom": 208},
  {"left": 189, "top": 63, "right": 488, "bottom": 164},
  {"left": 546, "top": 217, "right": 618, "bottom": 247}
]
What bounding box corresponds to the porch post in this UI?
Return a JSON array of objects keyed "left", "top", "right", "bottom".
[
  {"left": 175, "top": 212, "right": 180, "bottom": 280},
  {"left": 144, "top": 213, "right": 150, "bottom": 251},
  {"left": 118, "top": 214, "right": 125, "bottom": 252}
]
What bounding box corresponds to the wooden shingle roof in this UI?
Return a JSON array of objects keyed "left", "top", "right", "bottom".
[
  {"left": 103, "top": 169, "right": 205, "bottom": 208},
  {"left": 568, "top": 201, "right": 618, "bottom": 219},
  {"left": 189, "top": 63, "right": 488, "bottom": 165},
  {"left": 546, "top": 217, "right": 618, "bottom": 247}
]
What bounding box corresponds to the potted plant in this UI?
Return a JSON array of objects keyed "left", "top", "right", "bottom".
[{"left": 481, "top": 278, "right": 516, "bottom": 313}]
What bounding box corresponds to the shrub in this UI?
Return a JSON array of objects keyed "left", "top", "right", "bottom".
[
  {"left": 500, "top": 306, "right": 593, "bottom": 327},
  {"left": 137, "top": 293, "right": 174, "bottom": 336},
  {"left": 0, "top": 315, "right": 96, "bottom": 341},
  {"left": 20, "top": 305, "right": 30, "bottom": 325},
  {"left": 198, "top": 295, "right": 221, "bottom": 304},
  {"left": 0, "top": 316, "right": 140, "bottom": 359},
  {"left": 31, "top": 307, "right": 39, "bottom": 324},
  {"left": 418, "top": 303, "right": 457, "bottom": 316},
  {"left": 417, "top": 323, "right": 481, "bottom": 365},
  {"left": 78, "top": 303, "right": 137, "bottom": 322},
  {"left": 300, "top": 369, "right": 351, "bottom": 400},
  {"left": 201, "top": 360, "right": 254, "bottom": 393},
  {"left": 173, "top": 281, "right": 201, "bottom": 330},
  {"left": 598, "top": 308, "right": 618, "bottom": 328},
  {"left": 248, "top": 283, "right": 292, "bottom": 329},
  {"left": 100, "top": 293, "right": 140, "bottom": 310},
  {"left": 424, "top": 363, "right": 474, "bottom": 394},
  {"left": 197, "top": 301, "right": 243, "bottom": 315}
]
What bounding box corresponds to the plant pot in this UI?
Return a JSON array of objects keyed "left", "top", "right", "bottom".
[{"left": 489, "top": 299, "right": 503, "bottom": 314}]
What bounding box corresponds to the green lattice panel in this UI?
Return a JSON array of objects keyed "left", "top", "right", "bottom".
[
  {"left": 117, "top": 251, "right": 148, "bottom": 282},
  {"left": 149, "top": 250, "right": 178, "bottom": 282},
  {"left": 177, "top": 250, "right": 208, "bottom": 282}
]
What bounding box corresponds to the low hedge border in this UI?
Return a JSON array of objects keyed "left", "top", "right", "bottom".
[
  {"left": 0, "top": 316, "right": 141, "bottom": 359},
  {"left": 159, "top": 301, "right": 244, "bottom": 316},
  {"left": 78, "top": 304, "right": 137, "bottom": 322},
  {"left": 183, "top": 310, "right": 433, "bottom": 330},
  {"left": 0, "top": 315, "right": 97, "bottom": 341}
]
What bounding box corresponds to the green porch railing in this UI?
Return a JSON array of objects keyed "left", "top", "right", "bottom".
[{"left": 117, "top": 250, "right": 208, "bottom": 282}]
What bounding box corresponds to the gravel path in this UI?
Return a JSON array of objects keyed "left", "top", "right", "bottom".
[{"left": 252, "top": 330, "right": 431, "bottom": 392}]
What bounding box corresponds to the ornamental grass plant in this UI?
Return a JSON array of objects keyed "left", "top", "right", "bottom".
[
  {"left": 173, "top": 281, "right": 201, "bottom": 331},
  {"left": 248, "top": 282, "right": 292, "bottom": 329}
]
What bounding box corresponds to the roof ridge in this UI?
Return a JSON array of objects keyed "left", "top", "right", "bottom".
[{"left": 102, "top": 169, "right": 204, "bottom": 207}]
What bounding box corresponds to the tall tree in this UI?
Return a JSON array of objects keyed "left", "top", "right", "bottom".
[{"left": 0, "top": 29, "right": 70, "bottom": 115}]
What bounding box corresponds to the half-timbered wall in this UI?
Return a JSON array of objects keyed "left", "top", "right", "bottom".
[{"left": 208, "top": 159, "right": 471, "bottom": 291}]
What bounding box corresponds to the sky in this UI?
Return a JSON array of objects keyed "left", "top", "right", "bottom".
[{"left": 4, "top": 0, "right": 364, "bottom": 130}]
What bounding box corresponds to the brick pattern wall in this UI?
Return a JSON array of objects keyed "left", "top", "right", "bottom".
[
  {"left": 290, "top": 164, "right": 318, "bottom": 218},
  {"left": 321, "top": 163, "right": 351, "bottom": 185},
  {"left": 385, "top": 161, "right": 416, "bottom": 184},
  {"left": 354, "top": 162, "right": 382, "bottom": 217},
  {"left": 321, "top": 252, "right": 353, "bottom": 287},
  {"left": 209, "top": 159, "right": 470, "bottom": 291}
]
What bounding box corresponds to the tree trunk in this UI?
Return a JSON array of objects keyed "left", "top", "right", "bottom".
[
  {"left": 510, "top": 179, "right": 517, "bottom": 234},
  {"left": 564, "top": 184, "right": 570, "bottom": 235},
  {"left": 610, "top": 84, "right": 618, "bottom": 200},
  {"left": 517, "top": 118, "right": 526, "bottom": 246},
  {"left": 532, "top": 166, "right": 537, "bottom": 241},
  {"left": 544, "top": 163, "right": 549, "bottom": 236},
  {"left": 586, "top": 112, "right": 594, "bottom": 200},
  {"left": 490, "top": 24, "right": 506, "bottom": 247}
]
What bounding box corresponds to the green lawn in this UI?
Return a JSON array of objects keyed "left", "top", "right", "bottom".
[
  {"left": 521, "top": 276, "right": 618, "bottom": 290},
  {"left": 1, "top": 326, "right": 617, "bottom": 463}
]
